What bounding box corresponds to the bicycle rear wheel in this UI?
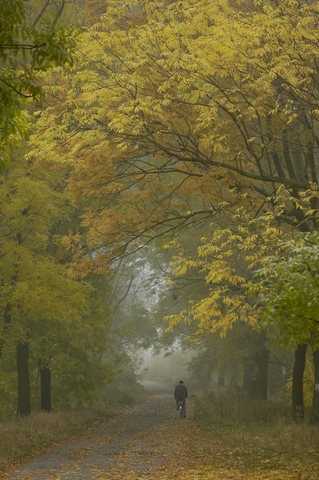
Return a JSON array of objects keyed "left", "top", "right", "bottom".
[{"left": 178, "top": 401, "right": 183, "bottom": 419}]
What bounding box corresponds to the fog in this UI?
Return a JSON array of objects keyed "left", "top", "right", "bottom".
[{"left": 139, "top": 349, "right": 194, "bottom": 389}]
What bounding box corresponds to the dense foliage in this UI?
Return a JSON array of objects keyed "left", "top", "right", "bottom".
[{"left": 0, "top": 0, "right": 77, "bottom": 166}]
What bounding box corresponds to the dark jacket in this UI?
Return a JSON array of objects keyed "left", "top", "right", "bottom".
[{"left": 174, "top": 383, "right": 188, "bottom": 400}]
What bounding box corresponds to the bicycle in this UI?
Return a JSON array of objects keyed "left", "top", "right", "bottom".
[{"left": 177, "top": 399, "right": 184, "bottom": 419}]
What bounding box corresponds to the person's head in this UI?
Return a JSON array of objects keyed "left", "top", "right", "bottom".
[{"left": 179, "top": 380, "right": 183, "bottom": 384}]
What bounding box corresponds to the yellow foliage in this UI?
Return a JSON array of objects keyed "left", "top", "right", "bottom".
[
  {"left": 162, "top": 205, "right": 287, "bottom": 339},
  {"left": 28, "top": 0, "right": 319, "bottom": 338}
]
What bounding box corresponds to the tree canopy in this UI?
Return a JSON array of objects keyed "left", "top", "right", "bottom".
[
  {"left": 30, "top": 0, "right": 319, "bottom": 268},
  {"left": 253, "top": 231, "right": 319, "bottom": 349},
  {"left": 0, "top": 0, "right": 78, "bottom": 166},
  {"left": 25, "top": 0, "right": 319, "bottom": 415}
]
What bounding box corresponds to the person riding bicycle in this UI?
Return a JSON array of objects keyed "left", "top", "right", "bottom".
[{"left": 174, "top": 380, "right": 188, "bottom": 417}]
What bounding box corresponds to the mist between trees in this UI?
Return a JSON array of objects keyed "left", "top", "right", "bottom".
[{"left": 1, "top": 0, "right": 319, "bottom": 426}]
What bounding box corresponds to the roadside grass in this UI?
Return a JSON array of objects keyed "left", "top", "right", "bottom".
[
  {"left": 0, "top": 375, "right": 147, "bottom": 474},
  {"left": 0, "top": 404, "right": 113, "bottom": 473},
  {"left": 192, "top": 390, "right": 319, "bottom": 479}
]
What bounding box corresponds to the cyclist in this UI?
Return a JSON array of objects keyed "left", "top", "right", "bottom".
[{"left": 174, "top": 380, "right": 188, "bottom": 417}]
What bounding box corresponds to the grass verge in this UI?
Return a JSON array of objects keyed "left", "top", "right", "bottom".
[
  {"left": 0, "top": 377, "right": 147, "bottom": 475},
  {"left": 0, "top": 404, "right": 117, "bottom": 474},
  {"left": 192, "top": 391, "right": 319, "bottom": 479}
]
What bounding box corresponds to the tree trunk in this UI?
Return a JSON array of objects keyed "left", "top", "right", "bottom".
[
  {"left": 292, "top": 343, "right": 307, "bottom": 419},
  {"left": 0, "top": 304, "right": 11, "bottom": 358},
  {"left": 17, "top": 342, "right": 31, "bottom": 416},
  {"left": 256, "top": 345, "right": 269, "bottom": 400},
  {"left": 229, "top": 367, "right": 239, "bottom": 387},
  {"left": 243, "top": 361, "right": 257, "bottom": 398},
  {"left": 40, "top": 366, "right": 52, "bottom": 411},
  {"left": 243, "top": 333, "right": 269, "bottom": 401},
  {"left": 311, "top": 348, "right": 319, "bottom": 423}
]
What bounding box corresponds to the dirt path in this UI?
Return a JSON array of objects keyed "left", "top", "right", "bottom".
[
  {"left": 8, "top": 382, "right": 193, "bottom": 480},
  {"left": 2, "top": 383, "right": 319, "bottom": 480}
]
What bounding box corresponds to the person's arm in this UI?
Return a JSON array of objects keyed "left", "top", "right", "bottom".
[{"left": 185, "top": 387, "right": 188, "bottom": 398}]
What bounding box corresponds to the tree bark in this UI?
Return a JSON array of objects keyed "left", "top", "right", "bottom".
[
  {"left": 292, "top": 343, "right": 307, "bottom": 419},
  {"left": 311, "top": 348, "right": 319, "bottom": 423},
  {"left": 0, "top": 304, "right": 11, "bottom": 358},
  {"left": 40, "top": 366, "right": 52, "bottom": 411},
  {"left": 17, "top": 342, "right": 31, "bottom": 416}
]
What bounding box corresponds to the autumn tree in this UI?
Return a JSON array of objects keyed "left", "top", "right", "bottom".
[
  {"left": 29, "top": 0, "right": 319, "bottom": 409},
  {"left": 30, "top": 272, "right": 115, "bottom": 411},
  {"left": 188, "top": 323, "right": 291, "bottom": 399},
  {"left": 0, "top": 151, "right": 115, "bottom": 416},
  {"left": 30, "top": 0, "right": 319, "bottom": 252},
  {"left": 0, "top": 153, "right": 78, "bottom": 414},
  {"left": 160, "top": 205, "right": 290, "bottom": 399}
]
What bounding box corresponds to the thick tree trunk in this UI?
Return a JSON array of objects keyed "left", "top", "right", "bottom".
[
  {"left": 40, "top": 366, "right": 52, "bottom": 411},
  {"left": 311, "top": 348, "right": 319, "bottom": 423},
  {"left": 292, "top": 343, "right": 307, "bottom": 419},
  {"left": 17, "top": 342, "right": 31, "bottom": 416}
]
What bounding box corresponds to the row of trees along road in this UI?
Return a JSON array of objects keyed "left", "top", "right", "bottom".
[
  {"left": 27, "top": 0, "right": 319, "bottom": 420},
  {"left": 3, "top": 0, "right": 319, "bottom": 420},
  {"left": 0, "top": 0, "right": 130, "bottom": 418}
]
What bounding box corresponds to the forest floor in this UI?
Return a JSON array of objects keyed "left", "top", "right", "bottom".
[{"left": 1, "top": 381, "right": 319, "bottom": 480}]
